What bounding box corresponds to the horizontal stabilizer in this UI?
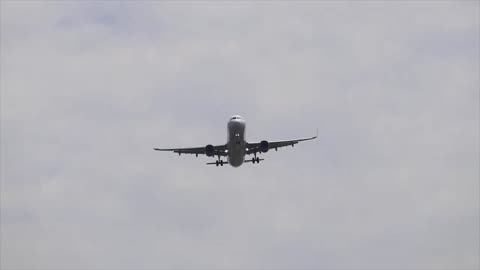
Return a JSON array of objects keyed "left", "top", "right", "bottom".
[
  {"left": 206, "top": 161, "right": 229, "bottom": 166},
  {"left": 244, "top": 159, "right": 265, "bottom": 163}
]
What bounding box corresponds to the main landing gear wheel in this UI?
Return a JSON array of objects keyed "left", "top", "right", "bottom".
[{"left": 256, "top": 157, "right": 260, "bottom": 163}]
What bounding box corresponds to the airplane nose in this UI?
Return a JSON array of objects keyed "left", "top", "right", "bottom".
[
  {"left": 233, "top": 119, "right": 245, "bottom": 126},
  {"left": 229, "top": 119, "right": 245, "bottom": 129}
]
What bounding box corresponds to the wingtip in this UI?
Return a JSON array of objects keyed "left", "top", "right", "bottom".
[{"left": 310, "top": 129, "right": 318, "bottom": 139}]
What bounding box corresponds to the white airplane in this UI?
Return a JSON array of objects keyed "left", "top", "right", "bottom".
[{"left": 154, "top": 115, "right": 317, "bottom": 167}]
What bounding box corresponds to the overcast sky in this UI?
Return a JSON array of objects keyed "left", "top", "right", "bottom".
[{"left": 1, "top": 1, "right": 479, "bottom": 269}]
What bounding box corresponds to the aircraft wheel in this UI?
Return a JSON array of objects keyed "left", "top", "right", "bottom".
[
  {"left": 220, "top": 160, "right": 224, "bottom": 166},
  {"left": 216, "top": 160, "right": 219, "bottom": 167},
  {"left": 256, "top": 157, "right": 260, "bottom": 163},
  {"left": 252, "top": 158, "right": 256, "bottom": 164}
]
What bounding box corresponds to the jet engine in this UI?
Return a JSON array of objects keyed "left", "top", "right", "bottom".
[
  {"left": 260, "top": 140, "right": 269, "bottom": 153},
  {"left": 205, "top": 144, "right": 215, "bottom": 157}
]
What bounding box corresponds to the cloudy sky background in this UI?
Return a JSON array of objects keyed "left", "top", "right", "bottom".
[{"left": 1, "top": 1, "right": 479, "bottom": 269}]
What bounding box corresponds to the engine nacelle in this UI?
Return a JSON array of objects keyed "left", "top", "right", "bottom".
[
  {"left": 260, "top": 140, "right": 269, "bottom": 153},
  {"left": 205, "top": 144, "right": 215, "bottom": 157}
]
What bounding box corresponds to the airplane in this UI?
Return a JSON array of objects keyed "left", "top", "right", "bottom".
[{"left": 154, "top": 115, "right": 317, "bottom": 167}]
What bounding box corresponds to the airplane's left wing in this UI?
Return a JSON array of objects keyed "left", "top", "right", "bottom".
[
  {"left": 153, "top": 144, "right": 227, "bottom": 157},
  {"left": 246, "top": 134, "right": 317, "bottom": 155}
]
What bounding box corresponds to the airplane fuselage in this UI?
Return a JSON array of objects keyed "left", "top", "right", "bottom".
[{"left": 227, "top": 116, "right": 246, "bottom": 167}]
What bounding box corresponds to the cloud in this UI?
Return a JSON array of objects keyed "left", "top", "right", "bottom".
[{"left": 1, "top": 1, "right": 478, "bottom": 269}]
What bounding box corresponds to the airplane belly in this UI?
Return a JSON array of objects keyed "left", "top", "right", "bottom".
[
  {"left": 228, "top": 147, "right": 245, "bottom": 167},
  {"left": 227, "top": 118, "right": 246, "bottom": 167}
]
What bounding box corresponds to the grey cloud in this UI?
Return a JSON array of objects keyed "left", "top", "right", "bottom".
[{"left": 1, "top": 1, "right": 478, "bottom": 269}]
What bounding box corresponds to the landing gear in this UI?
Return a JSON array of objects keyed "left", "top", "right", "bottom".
[
  {"left": 251, "top": 152, "right": 261, "bottom": 164},
  {"left": 207, "top": 155, "right": 227, "bottom": 167},
  {"left": 215, "top": 158, "right": 224, "bottom": 167}
]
